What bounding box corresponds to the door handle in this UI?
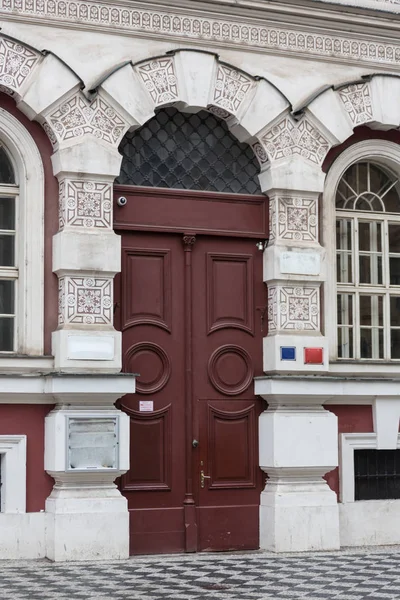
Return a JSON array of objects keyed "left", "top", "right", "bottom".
[{"left": 200, "top": 469, "right": 211, "bottom": 488}]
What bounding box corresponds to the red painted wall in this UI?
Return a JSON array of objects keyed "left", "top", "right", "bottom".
[
  {"left": 0, "top": 404, "right": 54, "bottom": 512},
  {"left": 0, "top": 94, "right": 58, "bottom": 355},
  {"left": 324, "top": 405, "right": 374, "bottom": 500}
]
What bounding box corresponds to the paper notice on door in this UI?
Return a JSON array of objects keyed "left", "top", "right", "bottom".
[{"left": 139, "top": 401, "right": 154, "bottom": 412}]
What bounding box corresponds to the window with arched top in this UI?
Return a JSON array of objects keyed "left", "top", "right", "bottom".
[
  {"left": 335, "top": 158, "right": 400, "bottom": 360},
  {"left": 0, "top": 147, "right": 17, "bottom": 351},
  {"left": 116, "top": 107, "right": 261, "bottom": 194}
]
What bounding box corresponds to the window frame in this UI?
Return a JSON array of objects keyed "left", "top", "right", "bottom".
[
  {"left": 0, "top": 108, "right": 44, "bottom": 356},
  {"left": 325, "top": 140, "right": 400, "bottom": 366}
]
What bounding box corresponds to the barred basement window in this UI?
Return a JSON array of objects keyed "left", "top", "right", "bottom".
[
  {"left": 0, "top": 147, "right": 17, "bottom": 352},
  {"left": 336, "top": 161, "right": 400, "bottom": 360},
  {"left": 117, "top": 107, "right": 261, "bottom": 194},
  {"left": 354, "top": 448, "right": 400, "bottom": 500}
]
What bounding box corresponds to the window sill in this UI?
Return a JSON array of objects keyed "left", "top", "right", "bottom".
[
  {"left": 0, "top": 355, "right": 54, "bottom": 373},
  {"left": 330, "top": 361, "right": 400, "bottom": 377}
]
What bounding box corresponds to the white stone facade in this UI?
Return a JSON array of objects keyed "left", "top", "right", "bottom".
[{"left": 1, "top": 0, "right": 400, "bottom": 560}]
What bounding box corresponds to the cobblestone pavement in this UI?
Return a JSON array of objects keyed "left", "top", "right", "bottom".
[{"left": 2, "top": 548, "right": 400, "bottom": 599}]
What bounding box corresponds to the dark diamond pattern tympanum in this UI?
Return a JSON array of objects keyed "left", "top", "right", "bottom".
[{"left": 117, "top": 107, "right": 260, "bottom": 194}]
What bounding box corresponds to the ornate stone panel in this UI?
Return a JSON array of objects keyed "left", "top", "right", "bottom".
[
  {"left": 46, "top": 93, "right": 127, "bottom": 145},
  {"left": 252, "top": 142, "right": 268, "bottom": 166},
  {"left": 136, "top": 58, "right": 178, "bottom": 105},
  {"left": 58, "top": 276, "right": 113, "bottom": 325},
  {"left": 268, "top": 285, "right": 319, "bottom": 332},
  {"left": 1, "top": 4, "right": 400, "bottom": 67},
  {"left": 59, "top": 179, "right": 112, "bottom": 229},
  {"left": 0, "top": 38, "right": 39, "bottom": 94},
  {"left": 338, "top": 83, "right": 373, "bottom": 126},
  {"left": 261, "top": 117, "right": 330, "bottom": 166},
  {"left": 269, "top": 196, "right": 318, "bottom": 243},
  {"left": 212, "top": 65, "right": 253, "bottom": 114}
]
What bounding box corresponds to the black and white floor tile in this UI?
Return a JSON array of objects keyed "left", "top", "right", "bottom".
[{"left": 2, "top": 548, "right": 400, "bottom": 599}]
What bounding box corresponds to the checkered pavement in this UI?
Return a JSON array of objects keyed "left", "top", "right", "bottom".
[{"left": 2, "top": 549, "right": 400, "bottom": 599}]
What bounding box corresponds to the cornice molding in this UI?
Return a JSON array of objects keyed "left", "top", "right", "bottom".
[{"left": 2, "top": 1, "right": 400, "bottom": 69}]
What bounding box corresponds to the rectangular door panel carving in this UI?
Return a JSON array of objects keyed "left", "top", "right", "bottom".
[
  {"left": 207, "top": 253, "right": 254, "bottom": 334},
  {"left": 208, "top": 403, "right": 256, "bottom": 489},
  {"left": 122, "top": 248, "right": 171, "bottom": 331},
  {"left": 121, "top": 405, "right": 172, "bottom": 492}
]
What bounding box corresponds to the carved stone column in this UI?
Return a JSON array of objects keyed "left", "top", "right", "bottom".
[{"left": 255, "top": 114, "right": 340, "bottom": 552}]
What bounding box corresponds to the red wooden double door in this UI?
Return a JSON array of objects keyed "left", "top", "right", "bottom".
[{"left": 114, "top": 186, "right": 267, "bottom": 554}]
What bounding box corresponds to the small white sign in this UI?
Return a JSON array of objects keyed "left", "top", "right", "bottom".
[
  {"left": 139, "top": 401, "right": 154, "bottom": 412},
  {"left": 280, "top": 251, "right": 320, "bottom": 276}
]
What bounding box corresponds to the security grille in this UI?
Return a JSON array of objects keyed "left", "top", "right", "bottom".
[
  {"left": 354, "top": 448, "right": 400, "bottom": 500},
  {"left": 117, "top": 107, "right": 261, "bottom": 194}
]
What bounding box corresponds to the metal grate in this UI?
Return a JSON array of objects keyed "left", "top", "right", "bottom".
[
  {"left": 354, "top": 449, "right": 400, "bottom": 500},
  {"left": 116, "top": 107, "right": 261, "bottom": 194}
]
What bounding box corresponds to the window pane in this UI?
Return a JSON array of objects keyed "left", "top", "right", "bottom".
[
  {"left": 0, "top": 197, "right": 15, "bottom": 230},
  {"left": 117, "top": 107, "right": 261, "bottom": 194},
  {"left": 0, "top": 234, "right": 14, "bottom": 267},
  {"left": 0, "top": 148, "right": 14, "bottom": 185},
  {"left": 390, "top": 296, "right": 400, "bottom": 327},
  {"left": 336, "top": 219, "right": 352, "bottom": 250},
  {"left": 336, "top": 252, "right": 352, "bottom": 284},
  {"left": 390, "top": 257, "right": 400, "bottom": 285},
  {"left": 360, "top": 327, "right": 384, "bottom": 359},
  {"left": 359, "top": 255, "right": 382, "bottom": 285},
  {"left": 337, "top": 294, "right": 353, "bottom": 325},
  {"left": 389, "top": 224, "right": 400, "bottom": 253},
  {"left": 0, "top": 317, "right": 13, "bottom": 351},
  {"left": 359, "top": 221, "right": 382, "bottom": 252},
  {"left": 338, "top": 327, "right": 353, "bottom": 358},
  {"left": 355, "top": 449, "right": 400, "bottom": 501},
  {"left": 360, "top": 295, "right": 383, "bottom": 326},
  {"left": 391, "top": 328, "right": 400, "bottom": 359},
  {"left": 0, "top": 280, "right": 14, "bottom": 314}
]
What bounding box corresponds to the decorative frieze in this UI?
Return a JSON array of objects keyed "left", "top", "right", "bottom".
[
  {"left": 58, "top": 276, "right": 113, "bottom": 326},
  {"left": 269, "top": 196, "right": 318, "bottom": 243},
  {"left": 212, "top": 65, "right": 253, "bottom": 114},
  {"left": 136, "top": 58, "right": 178, "bottom": 105},
  {"left": 1, "top": 3, "right": 400, "bottom": 68},
  {"left": 0, "top": 38, "right": 39, "bottom": 94},
  {"left": 261, "top": 116, "right": 330, "bottom": 166},
  {"left": 268, "top": 285, "right": 320, "bottom": 332},
  {"left": 46, "top": 93, "right": 127, "bottom": 146},
  {"left": 338, "top": 83, "right": 373, "bottom": 126},
  {"left": 59, "top": 179, "right": 112, "bottom": 229}
]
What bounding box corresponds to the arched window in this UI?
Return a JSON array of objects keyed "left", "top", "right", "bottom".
[
  {"left": 0, "top": 147, "right": 17, "bottom": 351},
  {"left": 117, "top": 107, "right": 261, "bottom": 194},
  {"left": 0, "top": 110, "right": 44, "bottom": 357},
  {"left": 333, "top": 149, "right": 400, "bottom": 360}
]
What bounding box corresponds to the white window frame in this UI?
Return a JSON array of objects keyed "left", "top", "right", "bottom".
[
  {"left": 340, "top": 432, "right": 400, "bottom": 503},
  {"left": 0, "top": 108, "right": 44, "bottom": 355},
  {"left": 325, "top": 140, "right": 400, "bottom": 367},
  {"left": 0, "top": 435, "right": 26, "bottom": 513}
]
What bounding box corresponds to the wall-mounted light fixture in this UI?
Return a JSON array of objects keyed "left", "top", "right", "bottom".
[{"left": 256, "top": 239, "right": 269, "bottom": 251}]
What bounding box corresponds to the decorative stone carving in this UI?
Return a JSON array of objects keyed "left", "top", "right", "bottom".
[
  {"left": 59, "top": 179, "right": 112, "bottom": 229},
  {"left": 338, "top": 83, "right": 373, "bottom": 126},
  {"left": 207, "top": 105, "right": 231, "bottom": 120},
  {"left": 136, "top": 58, "right": 178, "bottom": 105},
  {"left": 1, "top": 5, "right": 399, "bottom": 68},
  {"left": 0, "top": 38, "right": 39, "bottom": 94},
  {"left": 252, "top": 142, "right": 268, "bottom": 165},
  {"left": 46, "top": 93, "right": 127, "bottom": 145},
  {"left": 268, "top": 285, "right": 319, "bottom": 332},
  {"left": 269, "top": 196, "right": 318, "bottom": 243},
  {"left": 58, "top": 276, "right": 113, "bottom": 325},
  {"left": 261, "top": 116, "right": 330, "bottom": 166},
  {"left": 212, "top": 65, "right": 253, "bottom": 114}
]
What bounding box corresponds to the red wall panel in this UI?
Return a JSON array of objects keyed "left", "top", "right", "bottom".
[
  {"left": 0, "top": 404, "right": 54, "bottom": 512},
  {"left": 0, "top": 94, "right": 58, "bottom": 355},
  {"left": 324, "top": 405, "right": 374, "bottom": 500}
]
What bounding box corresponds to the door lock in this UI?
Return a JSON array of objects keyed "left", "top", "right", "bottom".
[{"left": 200, "top": 469, "right": 211, "bottom": 488}]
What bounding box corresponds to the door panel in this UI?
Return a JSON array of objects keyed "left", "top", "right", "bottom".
[
  {"left": 116, "top": 232, "right": 186, "bottom": 555},
  {"left": 192, "top": 237, "right": 265, "bottom": 552}
]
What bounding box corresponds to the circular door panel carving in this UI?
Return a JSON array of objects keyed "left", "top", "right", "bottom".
[
  {"left": 125, "top": 342, "right": 171, "bottom": 394},
  {"left": 208, "top": 345, "right": 253, "bottom": 395}
]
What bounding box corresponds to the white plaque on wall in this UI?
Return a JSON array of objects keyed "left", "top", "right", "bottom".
[
  {"left": 280, "top": 251, "right": 320, "bottom": 275},
  {"left": 67, "top": 335, "right": 115, "bottom": 360}
]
